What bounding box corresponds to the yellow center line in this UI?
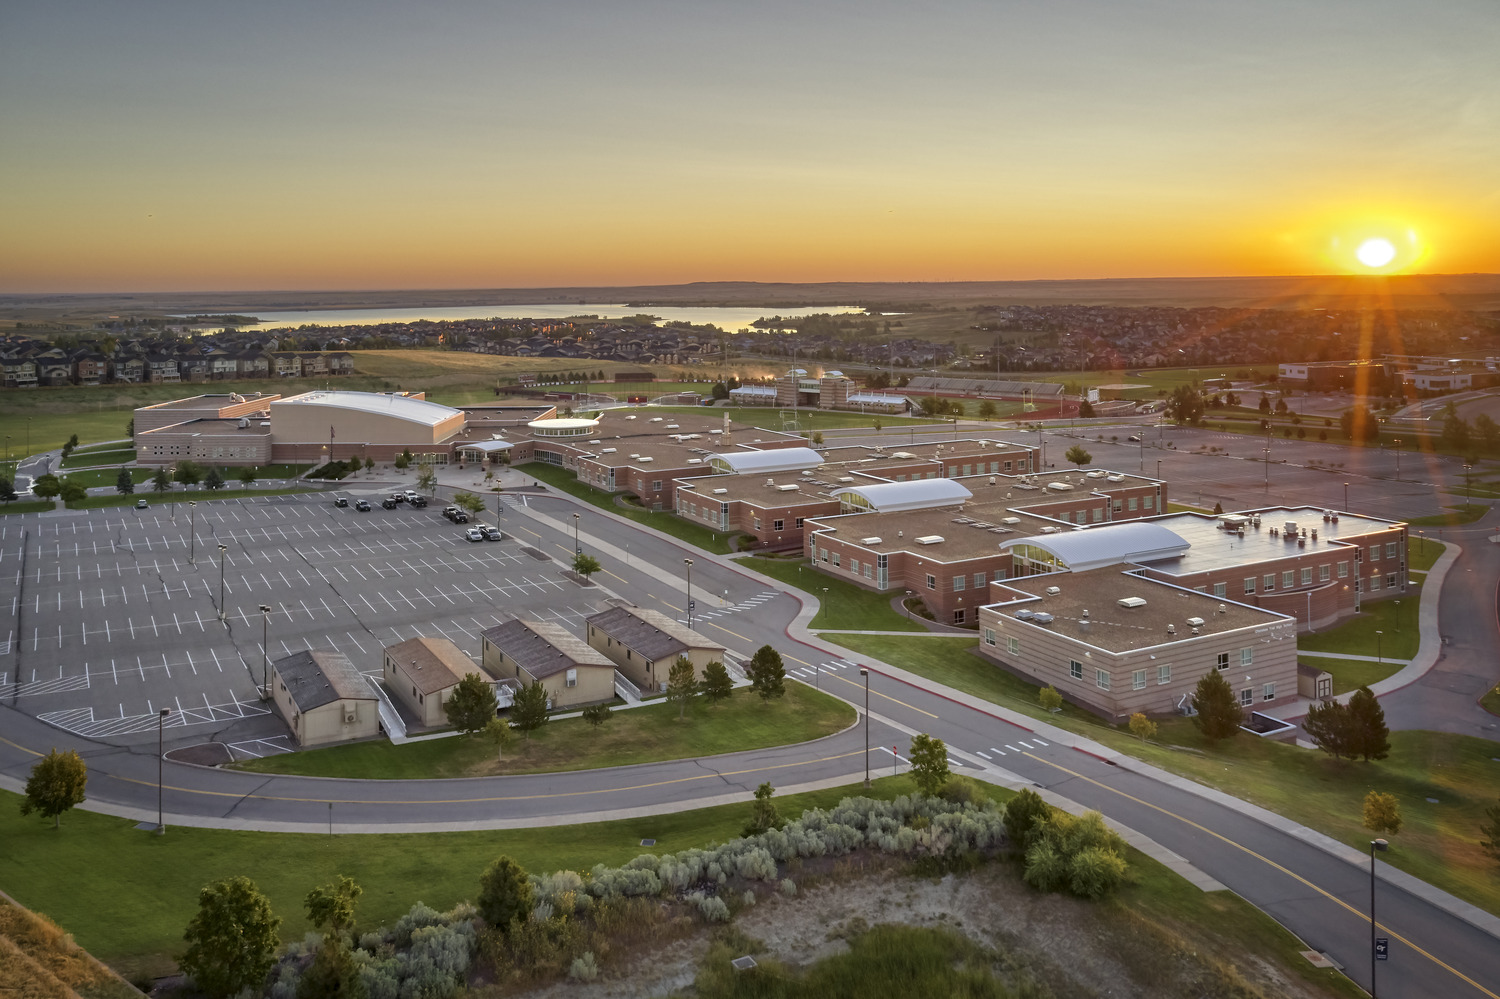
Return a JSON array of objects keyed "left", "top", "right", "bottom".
[
  {"left": 602, "top": 570, "right": 629, "bottom": 584},
  {"left": 825, "top": 671, "right": 936, "bottom": 718},
  {"left": 1022, "top": 752, "right": 1499, "bottom": 999},
  {"left": 704, "top": 621, "right": 750, "bottom": 643}
]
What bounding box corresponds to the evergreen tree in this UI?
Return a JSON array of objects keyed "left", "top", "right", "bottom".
[
  {"left": 666, "top": 655, "right": 698, "bottom": 720},
  {"left": 581, "top": 703, "right": 612, "bottom": 730},
  {"left": 237, "top": 467, "right": 257, "bottom": 486},
  {"left": 1480, "top": 799, "right": 1500, "bottom": 865},
  {"left": 1004, "top": 788, "right": 1052, "bottom": 851},
  {"left": 747, "top": 644, "right": 786, "bottom": 702},
  {"left": 1191, "top": 669, "right": 1242, "bottom": 743},
  {"left": 0, "top": 476, "right": 17, "bottom": 504},
  {"left": 742, "top": 781, "right": 782, "bottom": 837},
  {"left": 1303, "top": 698, "right": 1358, "bottom": 761},
  {"left": 700, "top": 660, "right": 733, "bottom": 706},
  {"left": 115, "top": 468, "right": 135, "bottom": 495},
  {"left": 204, "top": 466, "right": 225, "bottom": 491},
  {"left": 152, "top": 468, "right": 172, "bottom": 493},
  {"left": 1347, "top": 686, "right": 1391, "bottom": 761},
  {"left": 477, "top": 856, "right": 533, "bottom": 933},
  {"left": 509, "top": 681, "right": 549, "bottom": 739},
  {"left": 444, "top": 672, "right": 499, "bottom": 736}
]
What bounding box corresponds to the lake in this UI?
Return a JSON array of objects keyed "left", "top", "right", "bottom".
[{"left": 188, "top": 303, "right": 867, "bottom": 333}]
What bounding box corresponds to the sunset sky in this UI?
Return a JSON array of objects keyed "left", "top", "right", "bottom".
[{"left": 2, "top": 0, "right": 1496, "bottom": 292}]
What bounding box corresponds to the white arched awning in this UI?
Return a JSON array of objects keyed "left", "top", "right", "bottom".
[
  {"left": 834, "top": 478, "right": 973, "bottom": 513},
  {"left": 457, "top": 440, "right": 514, "bottom": 458},
  {"left": 707, "top": 447, "right": 823, "bottom": 475},
  {"left": 1000, "top": 520, "right": 1189, "bottom": 572}
]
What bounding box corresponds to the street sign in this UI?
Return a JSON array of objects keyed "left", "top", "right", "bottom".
[{"left": 1374, "top": 938, "right": 1389, "bottom": 961}]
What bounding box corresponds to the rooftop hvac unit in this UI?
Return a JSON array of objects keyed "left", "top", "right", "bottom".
[
  {"left": 1040, "top": 526, "right": 1059, "bottom": 534},
  {"left": 649, "top": 417, "right": 663, "bottom": 422},
  {"left": 1185, "top": 616, "right": 1205, "bottom": 626},
  {"left": 915, "top": 535, "right": 944, "bottom": 545},
  {"left": 639, "top": 456, "right": 653, "bottom": 463},
  {"left": 838, "top": 476, "right": 854, "bottom": 483},
  {"left": 1166, "top": 623, "right": 1176, "bottom": 635},
  {"left": 1045, "top": 586, "right": 1061, "bottom": 595},
  {"left": 625, "top": 415, "right": 636, "bottom": 420},
  {"left": 1284, "top": 521, "right": 1299, "bottom": 535},
  {"left": 709, "top": 429, "right": 722, "bottom": 434},
  {"left": 1014, "top": 609, "right": 1035, "bottom": 620},
  {"left": 1117, "top": 596, "right": 1147, "bottom": 609},
  {"left": 1106, "top": 474, "right": 1124, "bottom": 482},
  {"left": 1001, "top": 516, "right": 1020, "bottom": 525},
  {"left": 665, "top": 424, "right": 679, "bottom": 429},
  {"left": 1032, "top": 612, "right": 1055, "bottom": 625},
  {"left": 712, "top": 488, "right": 728, "bottom": 495},
  {"left": 589, "top": 438, "right": 602, "bottom": 444},
  {"left": 629, "top": 453, "right": 640, "bottom": 459},
  {"left": 687, "top": 458, "right": 701, "bottom": 464},
  {"left": 1047, "top": 481, "right": 1074, "bottom": 491},
  {"left": 775, "top": 484, "right": 799, "bottom": 492},
  {"left": 600, "top": 447, "right": 616, "bottom": 453},
  {"left": 861, "top": 536, "right": 883, "bottom": 545},
  {"left": 1088, "top": 470, "right": 1106, "bottom": 478},
  {"left": 237, "top": 417, "right": 249, "bottom": 428}
]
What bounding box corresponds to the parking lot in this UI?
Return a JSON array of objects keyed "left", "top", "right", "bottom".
[{"left": 0, "top": 494, "right": 611, "bottom": 755}]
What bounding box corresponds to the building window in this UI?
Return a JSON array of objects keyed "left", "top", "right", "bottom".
[
  {"left": 1386, "top": 572, "right": 1397, "bottom": 588},
  {"left": 753, "top": 518, "right": 762, "bottom": 531},
  {"left": 1157, "top": 664, "right": 1171, "bottom": 684},
  {"left": 1239, "top": 687, "right": 1253, "bottom": 707},
  {"left": 1132, "top": 669, "right": 1147, "bottom": 690},
  {"left": 1386, "top": 542, "right": 1398, "bottom": 559},
  {"left": 1216, "top": 652, "right": 1229, "bottom": 671},
  {"left": 1213, "top": 582, "right": 1227, "bottom": 597},
  {"left": 926, "top": 574, "right": 936, "bottom": 590},
  {"left": 1096, "top": 669, "right": 1111, "bottom": 691},
  {"left": 1282, "top": 570, "right": 1294, "bottom": 589},
  {"left": 953, "top": 608, "right": 966, "bottom": 624},
  {"left": 1320, "top": 564, "right": 1331, "bottom": 582},
  {"left": 565, "top": 668, "right": 577, "bottom": 688},
  {"left": 1262, "top": 682, "right": 1276, "bottom": 701},
  {"left": 1338, "top": 561, "right": 1349, "bottom": 578},
  {"left": 794, "top": 517, "right": 804, "bottom": 528},
  {"left": 774, "top": 519, "right": 784, "bottom": 532},
  {"left": 864, "top": 565, "right": 872, "bottom": 579},
  {"left": 983, "top": 628, "right": 997, "bottom": 646},
  {"left": 1369, "top": 574, "right": 1381, "bottom": 591},
  {"left": 851, "top": 559, "right": 860, "bottom": 574},
  {"left": 1144, "top": 495, "right": 1155, "bottom": 509},
  {"left": 1240, "top": 648, "right": 1253, "bottom": 667},
  {"left": 1263, "top": 574, "right": 1275, "bottom": 591},
  {"left": 1244, "top": 577, "right": 1256, "bottom": 594},
  {"left": 974, "top": 573, "right": 986, "bottom": 588},
  {"left": 1301, "top": 567, "right": 1313, "bottom": 585},
  {"left": 832, "top": 553, "right": 841, "bottom": 567},
  {"left": 1007, "top": 636, "right": 1020, "bottom": 655},
  {"left": 1070, "top": 659, "right": 1083, "bottom": 680},
  {"left": 993, "top": 569, "right": 1008, "bottom": 581},
  {"left": 1128, "top": 496, "right": 1138, "bottom": 511},
  {"left": 953, "top": 575, "right": 966, "bottom": 591},
  {"left": 651, "top": 480, "right": 662, "bottom": 491},
  {"left": 1369, "top": 545, "right": 1380, "bottom": 561}
]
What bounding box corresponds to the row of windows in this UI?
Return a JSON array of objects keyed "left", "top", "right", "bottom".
[{"left": 943, "top": 459, "right": 1030, "bottom": 476}]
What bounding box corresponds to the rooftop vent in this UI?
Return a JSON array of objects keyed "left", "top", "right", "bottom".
[
  {"left": 915, "top": 535, "right": 944, "bottom": 545},
  {"left": 1047, "top": 481, "right": 1074, "bottom": 491},
  {"left": 1001, "top": 516, "right": 1021, "bottom": 525},
  {"left": 1032, "top": 612, "right": 1055, "bottom": 625},
  {"left": 1117, "top": 596, "right": 1147, "bottom": 609},
  {"left": 1167, "top": 623, "right": 1176, "bottom": 634},
  {"left": 687, "top": 458, "right": 701, "bottom": 464},
  {"left": 1186, "top": 616, "right": 1205, "bottom": 627},
  {"left": 639, "top": 456, "right": 653, "bottom": 463},
  {"left": 1045, "top": 585, "right": 1061, "bottom": 596},
  {"left": 838, "top": 476, "right": 854, "bottom": 483},
  {"left": 1014, "top": 609, "right": 1035, "bottom": 620},
  {"left": 649, "top": 417, "right": 663, "bottom": 422},
  {"left": 712, "top": 488, "right": 728, "bottom": 495},
  {"left": 861, "top": 536, "right": 883, "bottom": 545},
  {"left": 600, "top": 447, "right": 616, "bottom": 453},
  {"left": 775, "top": 484, "right": 800, "bottom": 492},
  {"left": 1040, "top": 526, "right": 1059, "bottom": 534}
]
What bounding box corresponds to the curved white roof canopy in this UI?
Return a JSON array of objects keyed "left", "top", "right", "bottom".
[
  {"left": 456, "top": 440, "right": 514, "bottom": 454},
  {"left": 708, "top": 447, "right": 823, "bottom": 475},
  {"left": 835, "top": 478, "right": 973, "bottom": 513},
  {"left": 275, "top": 391, "right": 460, "bottom": 427},
  {"left": 1000, "top": 521, "right": 1189, "bottom": 572}
]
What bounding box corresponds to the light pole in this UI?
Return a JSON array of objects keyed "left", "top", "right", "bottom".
[
  {"left": 157, "top": 707, "right": 171, "bottom": 834},
  {"left": 905, "top": 589, "right": 912, "bottom": 620},
  {"left": 1419, "top": 530, "right": 1425, "bottom": 554},
  {"left": 1156, "top": 459, "right": 1161, "bottom": 482},
  {"left": 217, "top": 544, "right": 228, "bottom": 621},
  {"left": 259, "top": 603, "right": 272, "bottom": 701},
  {"left": 1463, "top": 462, "right": 1474, "bottom": 504},
  {"left": 1263, "top": 442, "right": 1271, "bottom": 489},
  {"left": 1343, "top": 482, "right": 1348, "bottom": 511},
  {"left": 684, "top": 559, "right": 694, "bottom": 629},
  {"left": 860, "top": 667, "right": 870, "bottom": 787},
  {"left": 26, "top": 417, "right": 31, "bottom": 457},
  {"left": 188, "top": 501, "right": 197, "bottom": 563},
  {"left": 573, "top": 512, "right": 581, "bottom": 555},
  {"left": 1375, "top": 630, "right": 1383, "bottom": 665},
  {"left": 1392, "top": 439, "right": 1401, "bottom": 480},
  {"left": 1370, "top": 837, "right": 1389, "bottom": 996}
]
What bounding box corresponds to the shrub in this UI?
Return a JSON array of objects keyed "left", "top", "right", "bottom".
[
  {"left": 1003, "top": 788, "right": 1052, "bottom": 851},
  {"left": 780, "top": 879, "right": 797, "bottom": 897},
  {"left": 569, "top": 951, "right": 599, "bottom": 981},
  {"left": 693, "top": 893, "right": 731, "bottom": 922}
]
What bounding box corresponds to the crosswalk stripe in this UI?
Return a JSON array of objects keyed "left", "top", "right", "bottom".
[
  {"left": 990, "top": 747, "right": 1007, "bottom": 756},
  {"left": 975, "top": 750, "right": 991, "bottom": 760}
]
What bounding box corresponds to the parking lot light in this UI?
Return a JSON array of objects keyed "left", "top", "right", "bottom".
[
  {"left": 157, "top": 707, "right": 171, "bottom": 834},
  {"left": 188, "top": 501, "right": 197, "bottom": 563},
  {"left": 217, "top": 544, "right": 228, "bottom": 621},
  {"left": 259, "top": 604, "right": 272, "bottom": 701},
  {"left": 684, "top": 558, "right": 694, "bottom": 629}
]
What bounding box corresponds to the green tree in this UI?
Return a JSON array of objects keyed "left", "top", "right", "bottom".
[
  {"left": 1440, "top": 403, "right": 1471, "bottom": 450},
  {"left": 581, "top": 703, "right": 612, "bottom": 730},
  {"left": 394, "top": 447, "right": 414, "bottom": 470},
  {"left": 20, "top": 748, "right": 87, "bottom": 828},
  {"left": 31, "top": 473, "right": 61, "bottom": 500},
  {"left": 1340, "top": 405, "right": 1382, "bottom": 443},
  {"left": 1078, "top": 398, "right": 1096, "bottom": 419},
  {"left": 444, "top": 672, "right": 499, "bottom": 736},
  {"left": 1303, "top": 698, "right": 1358, "bottom": 761},
  {"left": 0, "top": 476, "right": 17, "bottom": 505},
  {"left": 1038, "top": 685, "right": 1062, "bottom": 712},
  {"left": 417, "top": 467, "right": 437, "bottom": 493},
  {"left": 1347, "top": 686, "right": 1391, "bottom": 761},
  {"left": 700, "top": 660, "right": 733, "bottom": 706},
  {"left": 1127, "top": 712, "right": 1157, "bottom": 743},
  {"left": 152, "top": 468, "right": 172, "bottom": 493},
  {"left": 1003, "top": 788, "right": 1052, "bottom": 852},
  {"left": 237, "top": 467, "right": 257, "bottom": 486},
  {"left": 572, "top": 552, "right": 601, "bottom": 578},
  {"left": 453, "top": 490, "right": 486, "bottom": 517},
  {"left": 179, "top": 877, "right": 282, "bottom": 999},
  {"left": 1168, "top": 385, "right": 1206, "bottom": 425},
  {"left": 747, "top": 644, "right": 786, "bottom": 702},
  {"left": 1258, "top": 393, "right": 1272, "bottom": 415},
  {"left": 1274, "top": 396, "right": 1289, "bottom": 415},
  {"left": 126, "top": 417, "right": 135, "bottom": 437},
  {"left": 477, "top": 856, "right": 533, "bottom": 933},
  {"left": 175, "top": 461, "right": 203, "bottom": 488},
  {"left": 908, "top": 733, "right": 952, "bottom": 796},
  {"left": 976, "top": 400, "right": 998, "bottom": 420},
  {"left": 509, "top": 681, "right": 549, "bottom": 739},
  {"left": 364, "top": 456, "right": 375, "bottom": 474},
  {"left": 305, "top": 874, "right": 361, "bottom": 938},
  {"left": 1363, "top": 791, "right": 1402, "bottom": 836},
  {"left": 666, "top": 655, "right": 698, "bottom": 721},
  {"left": 743, "top": 781, "right": 782, "bottom": 836},
  {"left": 1480, "top": 799, "right": 1500, "bottom": 865},
  {"left": 115, "top": 468, "right": 135, "bottom": 495},
  {"left": 58, "top": 479, "right": 86, "bottom": 503},
  {"left": 871, "top": 418, "right": 883, "bottom": 433},
  {"left": 297, "top": 938, "right": 362, "bottom": 999},
  {"left": 1476, "top": 413, "right": 1500, "bottom": 452},
  {"left": 1191, "top": 669, "right": 1242, "bottom": 743},
  {"left": 484, "top": 717, "right": 514, "bottom": 760},
  {"left": 1064, "top": 444, "right": 1092, "bottom": 468},
  {"left": 204, "top": 466, "right": 225, "bottom": 491}
]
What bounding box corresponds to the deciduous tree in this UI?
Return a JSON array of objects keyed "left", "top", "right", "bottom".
[
  {"left": 742, "top": 781, "right": 782, "bottom": 836},
  {"left": 700, "top": 660, "right": 733, "bottom": 706},
  {"left": 478, "top": 856, "right": 533, "bottom": 933},
  {"left": 445, "top": 672, "right": 498, "bottom": 736},
  {"left": 453, "top": 490, "right": 486, "bottom": 516},
  {"left": 31, "top": 473, "right": 61, "bottom": 500},
  {"left": 58, "top": 479, "right": 86, "bottom": 503},
  {"left": 20, "top": 748, "right": 87, "bottom": 828},
  {"left": 304, "top": 875, "right": 361, "bottom": 938},
  {"left": 1304, "top": 697, "right": 1358, "bottom": 761},
  {"left": 1127, "top": 713, "right": 1157, "bottom": 743},
  {"left": 1038, "top": 686, "right": 1062, "bottom": 712},
  {"left": 179, "top": 876, "right": 281, "bottom": 999},
  {"left": 666, "top": 655, "right": 698, "bottom": 721},
  {"left": 237, "top": 467, "right": 257, "bottom": 486},
  {"left": 908, "top": 733, "right": 951, "bottom": 796},
  {"left": 175, "top": 461, "right": 203, "bottom": 487},
  {"left": 1480, "top": 799, "right": 1500, "bottom": 865},
  {"left": 484, "top": 717, "right": 514, "bottom": 760},
  {"left": 747, "top": 644, "right": 786, "bottom": 702},
  {"left": 509, "top": 681, "right": 549, "bottom": 739},
  {"left": 417, "top": 467, "right": 437, "bottom": 493},
  {"left": 1064, "top": 444, "right": 1091, "bottom": 468},
  {"left": 572, "top": 552, "right": 601, "bottom": 578},
  {"left": 0, "top": 477, "right": 17, "bottom": 504},
  {"left": 1191, "top": 669, "right": 1241, "bottom": 743},
  {"left": 1003, "top": 788, "right": 1052, "bottom": 851},
  {"left": 1363, "top": 791, "right": 1402, "bottom": 836}
]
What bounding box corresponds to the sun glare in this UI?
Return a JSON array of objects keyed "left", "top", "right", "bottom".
[{"left": 1356, "top": 237, "right": 1397, "bottom": 269}]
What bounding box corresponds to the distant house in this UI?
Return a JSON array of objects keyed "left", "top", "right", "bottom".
[
  {"left": 585, "top": 605, "right": 726, "bottom": 694},
  {"left": 382, "top": 635, "right": 491, "bottom": 728},
  {"left": 480, "top": 619, "right": 616, "bottom": 710},
  {"left": 270, "top": 649, "right": 380, "bottom": 747}
]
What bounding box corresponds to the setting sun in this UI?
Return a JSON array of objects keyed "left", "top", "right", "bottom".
[{"left": 1356, "top": 237, "right": 1397, "bottom": 268}]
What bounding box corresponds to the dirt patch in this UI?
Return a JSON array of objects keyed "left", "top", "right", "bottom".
[{"left": 508, "top": 859, "right": 1341, "bottom": 999}]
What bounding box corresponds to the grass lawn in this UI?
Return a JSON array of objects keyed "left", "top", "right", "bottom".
[
  {"left": 66, "top": 487, "right": 317, "bottom": 510},
  {"left": 1298, "top": 597, "right": 1420, "bottom": 660},
  {"left": 520, "top": 461, "right": 739, "bottom": 555},
  {"left": 60, "top": 446, "right": 137, "bottom": 468},
  {"left": 1168, "top": 502, "right": 1211, "bottom": 513},
  {"left": 829, "top": 631, "right": 1500, "bottom": 918},
  {"left": 0, "top": 501, "right": 56, "bottom": 516},
  {"left": 1407, "top": 537, "right": 1446, "bottom": 573},
  {"left": 1405, "top": 504, "right": 1489, "bottom": 527},
  {"left": 58, "top": 467, "right": 153, "bottom": 489},
  {"left": 1481, "top": 684, "right": 1500, "bottom": 717},
  {"left": 236, "top": 682, "right": 853, "bottom": 779},
  {"left": 1297, "top": 655, "right": 1401, "bottom": 695},
  {"left": 0, "top": 776, "right": 925, "bottom": 979},
  {"left": 743, "top": 556, "right": 925, "bottom": 632}
]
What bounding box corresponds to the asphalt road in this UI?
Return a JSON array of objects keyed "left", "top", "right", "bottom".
[{"left": 2, "top": 428, "right": 1498, "bottom": 997}]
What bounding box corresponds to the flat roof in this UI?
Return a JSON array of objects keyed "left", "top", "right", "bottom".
[
  {"left": 985, "top": 566, "right": 1295, "bottom": 654},
  {"left": 808, "top": 506, "right": 1025, "bottom": 562},
  {"left": 142, "top": 392, "right": 279, "bottom": 410},
  {"left": 1140, "top": 508, "right": 1403, "bottom": 576},
  {"left": 274, "top": 391, "right": 461, "bottom": 427},
  {"left": 677, "top": 471, "right": 842, "bottom": 507}
]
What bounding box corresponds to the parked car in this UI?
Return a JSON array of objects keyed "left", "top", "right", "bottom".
[
  {"left": 464, "top": 527, "right": 484, "bottom": 542},
  {"left": 382, "top": 497, "right": 399, "bottom": 509},
  {"left": 1127, "top": 434, "right": 1143, "bottom": 442},
  {"left": 442, "top": 506, "right": 468, "bottom": 523},
  {"left": 409, "top": 496, "right": 428, "bottom": 508},
  {"left": 390, "top": 493, "right": 407, "bottom": 504},
  {"left": 403, "top": 489, "right": 420, "bottom": 502},
  {"left": 135, "top": 498, "right": 148, "bottom": 509},
  {"left": 481, "top": 525, "right": 502, "bottom": 541},
  {"left": 354, "top": 499, "right": 371, "bottom": 511}
]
